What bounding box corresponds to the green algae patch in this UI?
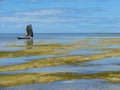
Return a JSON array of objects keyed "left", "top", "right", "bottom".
[
  {"left": 0, "top": 39, "right": 91, "bottom": 58},
  {"left": 1, "top": 72, "right": 120, "bottom": 87},
  {"left": 1, "top": 38, "right": 119, "bottom": 58},
  {"left": 0, "top": 43, "right": 68, "bottom": 58},
  {"left": 0, "top": 51, "right": 120, "bottom": 72}
]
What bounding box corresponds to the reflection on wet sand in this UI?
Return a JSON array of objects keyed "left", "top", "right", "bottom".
[{"left": 25, "top": 39, "right": 33, "bottom": 49}]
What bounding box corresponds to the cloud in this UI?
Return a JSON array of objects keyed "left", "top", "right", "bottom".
[
  {"left": 1, "top": 15, "right": 120, "bottom": 25},
  {"left": 15, "top": 7, "right": 104, "bottom": 17},
  {"left": 0, "top": 7, "right": 115, "bottom": 25},
  {"left": 94, "top": 17, "right": 120, "bottom": 24},
  {"left": 15, "top": 9, "right": 64, "bottom": 16},
  {"left": 0, "top": 7, "right": 105, "bottom": 23},
  {"left": 0, "top": 16, "right": 40, "bottom": 23}
]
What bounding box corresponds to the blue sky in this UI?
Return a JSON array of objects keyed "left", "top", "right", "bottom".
[{"left": 0, "top": 0, "right": 120, "bottom": 33}]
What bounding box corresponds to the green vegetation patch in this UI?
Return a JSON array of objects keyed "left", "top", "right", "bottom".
[
  {"left": 1, "top": 72, "right": 120, "bottom": 87},
  {"left": 0, "top": 51, "right": 120, "bottom": 72},
  {"left": 0, "top": 40, "right": 91, "bottom": 58}
]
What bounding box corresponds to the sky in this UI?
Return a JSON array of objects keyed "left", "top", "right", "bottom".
[{"left": 0, "top": 0, "right": 120, "bottom": 33}]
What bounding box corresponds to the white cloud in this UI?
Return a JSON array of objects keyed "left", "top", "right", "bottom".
[
  {"left": 16, "top": 9, "right": 64, "bottom": 16},
  {"left": 0, "top": 7, "right": 119, "bottom": 24},
  {"left": 0, "top": 16, "right": 109, "bottom": 24},
  {"left": 0, "top": 16, "right": 85, "bottom": 23},
  {"left": 0, "top": 16, "right": 40, "bottom": 22}
]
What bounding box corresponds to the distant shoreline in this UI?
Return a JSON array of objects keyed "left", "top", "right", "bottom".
[{"left": 1, "top": 33, "right": 120, "bottom": 34}]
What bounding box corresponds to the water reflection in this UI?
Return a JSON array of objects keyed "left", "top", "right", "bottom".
[{"left": 25, "top": 39, "right": 33, "bottom": 49}]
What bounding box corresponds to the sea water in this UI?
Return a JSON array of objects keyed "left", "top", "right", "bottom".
[{"left": 0, "top": 33, "right": 120, "bottom": 90}]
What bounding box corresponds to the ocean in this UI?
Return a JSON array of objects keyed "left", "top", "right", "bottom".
[{"left": 0, "top": 33, "right": 120, "bottom": 90}]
